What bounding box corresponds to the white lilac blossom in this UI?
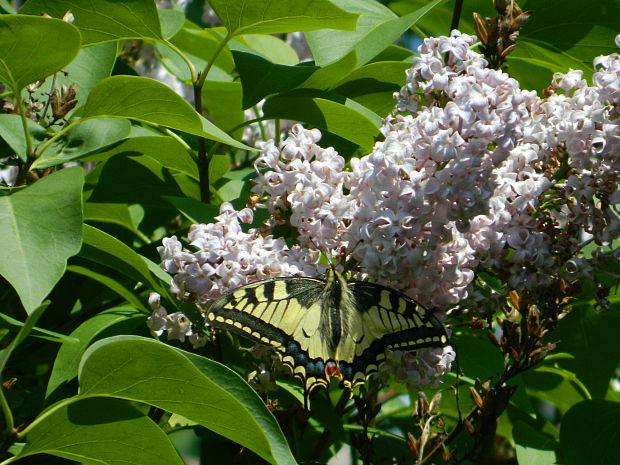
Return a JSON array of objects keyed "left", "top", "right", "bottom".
[
  {"left": 156, "top": 31, "right": 620, "bottom": 389},
  {"left": 146, "top": 292, "right": 208, "bottom": 349},
  {"left": 157, "top": 203, "right": 321, "bottom": 307}
]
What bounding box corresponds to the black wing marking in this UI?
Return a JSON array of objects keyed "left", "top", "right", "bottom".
[
  {"left": 207, "top": 277, "right": 332, "bottom": 405},
  {"left": 337, "top": 281, "right": 448, "bottom": 389}
]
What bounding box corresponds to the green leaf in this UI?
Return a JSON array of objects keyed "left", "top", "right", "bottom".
[
  {"left": 159, "top": 8, "right": 185, "bottom": 40},
  {"left": 451, "top": 332, "right": 504, "bottom": 380},
  {"left": 209, "top": 0, "right": 358, "bottom": 36},
  {"left": 389, "top": 0, "right": 485, "bottom": 39},
  {"left": 83, "top": 135, "right": 199, "bottom": 180},
  {"left": 34, "top": 118, "right": 131, "bottom": 169},
  {"left": 520, "top": 0, "right": 619, "bottom": 66},
  {"left": 0, "top": 114, "right": 47, "bottom": 162},
  {"left": 533, "top": 365, "right": 592, "bottom": 400},
  {"left": 297, "top": 51, "right": 359, "bottom": 90},
  {"left": 233, "top": 51, "right": 318, "bottom": 108},
  {"left": 513, "top": 420, "right": 559, "bottom": 465},
  {"left": 0, "top": 302, "right": 49, "bottom": 375},
  {"left": 209, "top": 153, "right": 231, "bottom": 184},
  {"left": 263, "top": 92, "right": 380, "bottom": 151},
  {"left": 20, "top": 0, "right": 163, "bottom": 45},
  {"left": 80, "top": 224, "right": 163, "bottom": 292},
  {"left": 79, "top": 336, "right": 298, "bottom": 465},
  {"left": 162, "top": 196, "right": 219, "bottom": 224},
  {"left": 18, "top": 397, "right": 185, "bottom": 465},
  {"left": 523, "top": 368, "right": 587, "bottom": 415},
  {"left": 81, "top": 75, "right": 253, "bottom": 150},
  {"left": 160, "top": 24, "right": 235, "bottom": 82},
  {"left": 0, "top": 168, "right": 83, "bottom": 312},
  {"left": 560, "top": 399, "right": 620, "bottom": 465},
  {"left": 334, "top": 61, "right": 410, "bottom": 115},
  {"left": 0, "top": 15, "right": 80, "bottom": 93},
  {"left": 553, "top": 303, "right": 620, "bottom": 398},
  {"left": 509, "top": 40, "right": 589, "bottom": 92},
  {"left": 83, "top": 202, "right": 146, "bottom": 240},
  {"left": 202, "top": 81, "right": 245, "bottom": 137},
  {"left": 239, "top": 33, "right": 300, "bottom": 65},
  {"left": 67, "top": 265, "right": 148, "bottom": 312},
  {"left": 0, "top": 312, "right": 76, "bottom": 344},
  {"left": 46, "top": 306, "right": 146, "bottom": 399},
  {"left": 87, "top": 150, "right": 199, "bottom": 206},
  {"left": 305, "top": 0, "right": 444, "bottom": 66},
  {"left": 0, "top": 0, "right": 15, "bottom": 13}
]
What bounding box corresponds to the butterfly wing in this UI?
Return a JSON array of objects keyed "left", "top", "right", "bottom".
[
  {"left": 337, "top": 281, "right": 448, "bottom": 389},
  {"left": 207, "top": 277, "right": 334, "bottom": 401}
]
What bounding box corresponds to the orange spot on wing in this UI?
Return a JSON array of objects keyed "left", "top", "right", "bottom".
[{"left": 325, "top": 361, "right": 342, "bottom": 379}]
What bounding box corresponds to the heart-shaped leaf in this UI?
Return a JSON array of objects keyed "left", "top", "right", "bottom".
[{"left": 0, "top": 168, "right": 83, "bottom": 312}]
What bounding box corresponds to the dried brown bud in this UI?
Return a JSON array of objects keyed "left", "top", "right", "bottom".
[
  {"left": 509, "top": 290, "right": 521, "bottom": 310},
  {"left": 473, "top": 12, "right": 489, "bottom": 44},
  {"left": 441, "top": 443, "right": 452, "bottom": 462},
  {"left": 247, "top": 193, "right": 261, "bottom": 208},
  {"left": 2, "top": 378, "right": 17, "bottom": 389},
  {"left": 508, "top": 347, "right": 522, "bottom": 362},
  {"left": 429, "top": 392, "right": 442, "bottom": 415},
  {"left": 469, "top": 316, "right": 485, "bottom": 330},
  {"left": 470, "top": 386, "right": 485, "bottom": 409},
  {"left": 417, "top": 391, "right": 429, "bottom": 417},
  {"left": 50, "top": 83, "right": 78, "bottom": 120},
  {"left": 464, "top": 418, "right": 476, "bottom": 434},
  {"left": 407, "top": 432, "right": 420, "bottom": 458}
]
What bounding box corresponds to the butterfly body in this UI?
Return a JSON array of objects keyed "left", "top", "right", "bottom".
[{"left": 207, "top": 267, "right": 448, "bottom": 406}]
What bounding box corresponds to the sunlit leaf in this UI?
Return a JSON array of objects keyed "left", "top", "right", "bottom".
[
  {"left": 79, "top": 336, "right": 298, "bottom": 465},
  {"left": 18, "top": 397, "right": 185, "bottom": 465},
  {"left": 20, "top": 0, "right": 163, "bottom": 45},
  {"left": 209, "top": 0, "right": 358, "bottom": 36},
  {"left": 0, "top": 15, "right": 80, "bottom": 93},
  {"left": 81, "top": 76, "right": 253, "bottom": 150},
  {"left": 0, "top": 168, "right": 83, "bottom": 312}
]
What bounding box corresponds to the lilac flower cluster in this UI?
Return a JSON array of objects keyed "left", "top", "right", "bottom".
[
  {"left": 154, "top": 31, "right": 620, "bottom": 389},
  {"left": 157, "top": 203, "right": 319, "bottom": 306}
]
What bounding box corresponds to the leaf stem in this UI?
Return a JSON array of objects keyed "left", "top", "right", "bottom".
[
  {"left": 162, "top": 40, "right": 198, "bottom": 83},
  {"left": 0, "top": 385, "right": 15, "bottom": 437},
  {"left": 32, "top": 120, "right": 78, "bottom": 160},
  {"left": 0, "top": 455, "right": 19, "bottom": 465},
  {"left": 15, "top": 94, "right": 33, "bottom": 160},
  {"left": 192, "top": 33, "right": 233, "bottom": 204}
]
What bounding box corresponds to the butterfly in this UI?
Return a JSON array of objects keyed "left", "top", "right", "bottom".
[{"left": 207, "top": 266, "right": 448, "bottom": 408}]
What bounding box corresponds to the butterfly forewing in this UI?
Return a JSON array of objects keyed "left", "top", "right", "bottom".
[{"left": 207, "top": 277, "right": 324, "bottom": 348}]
